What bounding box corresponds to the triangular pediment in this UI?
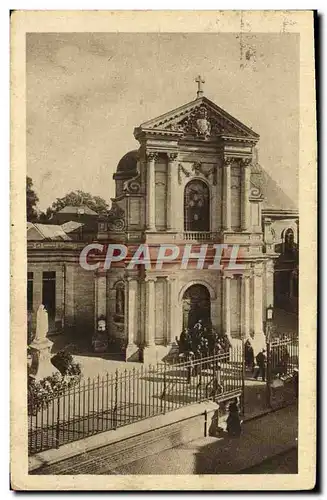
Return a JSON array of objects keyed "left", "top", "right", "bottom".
[{"left": 136, "top": 97, "right": 259, "bottom": 141}]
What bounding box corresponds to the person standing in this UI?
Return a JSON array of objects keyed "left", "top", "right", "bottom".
[{"left": 254, "top": 349, "right": 267, "bottom": 381}]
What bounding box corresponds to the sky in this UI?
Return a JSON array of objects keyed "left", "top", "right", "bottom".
[{"left": 26, "top": 32, "right": 299, "bottom": 211}]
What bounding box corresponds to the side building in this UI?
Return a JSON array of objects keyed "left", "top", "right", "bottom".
[{"left": 27, "top": 91, "right": 298, "bottom": 361}]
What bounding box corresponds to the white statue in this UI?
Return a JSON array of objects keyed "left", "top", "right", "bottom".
[{"left": 35, "top": 304, "right": 49, "bottom": 341}]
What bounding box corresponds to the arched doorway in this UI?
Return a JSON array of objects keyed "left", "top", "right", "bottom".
[
  {"left": 182, "top": 284, "right": 211, "bottom": 329},
  {"left": 184, "top": 180, "right": 210, "bottom": 232}
]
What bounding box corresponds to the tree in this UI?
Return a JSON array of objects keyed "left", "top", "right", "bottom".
[
  {"left": 44, "top": 190, "right": 110, "bottom": 220},
  {"left": 26, "top": 176, "right": 39, "bottom": 221}
]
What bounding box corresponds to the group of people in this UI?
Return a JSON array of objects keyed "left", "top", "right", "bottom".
[
  {"left": 176, "top": 319, "right": 231, "bottom": 359},
  {"left": 245, "top": 338, "right": 291, "bottom": 381}
]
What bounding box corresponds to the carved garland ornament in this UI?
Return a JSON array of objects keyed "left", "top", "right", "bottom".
[{"left": 178, "top": 161, "right": 218, "bottom": 185}]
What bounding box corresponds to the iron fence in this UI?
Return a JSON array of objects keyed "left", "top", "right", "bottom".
[
  {"left": 266, "top": 335, "right": 299, "bottom": 408},
  {"left": 28, "top": 347, "right": 243, "bottom": 455}
]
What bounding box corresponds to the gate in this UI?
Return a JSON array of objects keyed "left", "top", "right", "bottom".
[{"left": 266, "top": 335, "right": 299, "bottom": 409}]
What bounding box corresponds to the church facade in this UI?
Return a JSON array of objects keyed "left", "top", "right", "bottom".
[
  {"left": 96, "top": 89, "right": 277, "bottom": 362},
  {"left": 27, "top": 85, "right": 298, "bottom": 363}
]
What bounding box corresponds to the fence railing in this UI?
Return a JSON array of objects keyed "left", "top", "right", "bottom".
[
  {"left": 268, "top": 336, "right": 299, "bottom": 378},
  {"left": 266, "top": 335, "right": 299, "bottom": 409},
  {"left": 28, "top": 348, "right": 243, "bottom": 455}
]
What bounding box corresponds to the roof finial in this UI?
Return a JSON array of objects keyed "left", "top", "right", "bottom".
[{"left": 195, "top": 75, "right": 205, "bottom": 98}]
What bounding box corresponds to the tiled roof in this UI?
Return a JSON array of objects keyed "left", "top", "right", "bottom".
[
  {"left": 61, "top": 221, "right": 84, "bottom": 233},
  {"left": 57, "top": 205, "right": 98, "bottom": 215},
  {"left": 28, "top": 224, "right": 71, "bottom": 241}
]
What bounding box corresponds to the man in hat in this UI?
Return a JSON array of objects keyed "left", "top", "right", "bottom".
[{"left": 254, "top": 348, "right": 267, "bottom": 382}]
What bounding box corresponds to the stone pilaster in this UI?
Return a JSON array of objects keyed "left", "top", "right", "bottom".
[
  {"left": 126, "top": 277, "right": 139, "bottom": 361},
  {"left": 145, "top": 276, "right": 157, "bottom": 346},
  {"left": 166, "top": 152, "right": 178, "bottom": 231},
  {"left": 253, "top": 265, "right": 263, "bottom": 336},
  {"left": 265, "top": 260, "right": 274, "bottom": 310},
  {"left": 146, "top": 152, "right": 158, "bottom": 231},
  {"left": 126, "top": 277, "right": 138, "bottom": 345},
  {"left": 95, "top": 272, "right": 107, "bottom": 327},
  {"left": 167, "top": 275, "right": 178, "bottom": 343},
  {"left": 241, "top": 159, "right": 251, "bottom": 231},
  {"left": 242, "top": 275, "right": 250, "bottom": 338},
  {"left": 223, "top": 158, "right": 232, "bottom": 231},
  {"left": 222, "top": 275, "right": 232, "bottom": 338},
  {"left": 263, "top": 217, "right": 274, "bottom": 253}
]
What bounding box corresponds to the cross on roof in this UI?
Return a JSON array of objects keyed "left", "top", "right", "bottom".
[{"left": 195, "top": 75, "right": 205, "bottom": 98}]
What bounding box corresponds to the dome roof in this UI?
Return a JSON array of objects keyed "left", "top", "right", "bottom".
[{"left": 113, "top": 150, "right": 138, "bottom": 180}]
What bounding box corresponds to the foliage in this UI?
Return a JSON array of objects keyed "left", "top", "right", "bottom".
[
  {"left": 28, "top": 372, "right": 81, "bottom": 416},
  {"left": 26, "top": 176, "right": 39, "bottom": 222},
  {"left": 43, "top": 190, "right": 110, "bottom": 221},
  {"left": 176, "top": 322, "right": 231, "bottom": 359},
  {"left": 51, "top": 349, "right": 82, "bottom": 376}
]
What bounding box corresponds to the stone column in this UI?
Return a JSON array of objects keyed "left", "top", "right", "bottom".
[
  {"left": 241, "top": 159, "right": 251, "bottom": 231},
  {"left": 253, "top": 267, "right": 263, "bottom": 335},
  {"left": 95, "top": 272, "right": 107, "bottom": 327},
  {"left": 127, "top": 277, "right": 138, "bottom": 346},
  {"left": 263, "top": 217, "right": 274, "bottom": 253},
  {"left": 242, "top": 275, "right": 250, "bottom": 338},
  {"left": 146, "top": 152, "right": 158, "bottom": 231},
  {"left": 145, "top": 276, "right": 157, "bottom": 346},
  {"left": 223, "top": 275, "right": 231, "bottom": 337},
  {"left": 167, "top": 275, "right": 178, "bottom": 343},
  {"left": 265, "top": 260, "right": 274, "bottom": 310},
  {"left": 223, "top": 158, "right": 232, "bottom": 231},
  {"left": 126, "top": 277, "right": 139, "bottom": 360},
  {"left": 167, "top": 152, "right": 178, "bottom": 231}
]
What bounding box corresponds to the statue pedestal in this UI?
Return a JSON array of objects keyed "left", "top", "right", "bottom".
[{"left": 28, "top": 337, "right": 59, "bottom": 381}]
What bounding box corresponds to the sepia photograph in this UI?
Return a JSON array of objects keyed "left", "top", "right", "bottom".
[{"left": 10, "top": 10, "right": 316, "bottom": 490}]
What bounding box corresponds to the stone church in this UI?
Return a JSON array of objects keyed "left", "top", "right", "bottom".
[{"left": 27, "top": 81, "right": 298, "bottom": 362}]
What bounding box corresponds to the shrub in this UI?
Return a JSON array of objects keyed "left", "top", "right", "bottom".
[
  {"left": 51, "top": 349, "right": 81, "bottom": 376},
  {"left": 28, "top": 371, "right": 81, "bottom": 416}
]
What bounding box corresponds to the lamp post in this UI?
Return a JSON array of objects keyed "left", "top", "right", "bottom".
[{"left": 266, "top": 304, "right": 274, "bottom": 407}]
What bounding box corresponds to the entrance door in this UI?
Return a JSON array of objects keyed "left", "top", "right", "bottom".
[
  {"left": 42, "top": 271, "right": 56, "bottom": 332},
  {"left": 182, "top": 284, "right": 211, "bottom": 329}
]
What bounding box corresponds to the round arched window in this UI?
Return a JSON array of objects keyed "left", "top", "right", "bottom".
[{"left": 184, "top": 180, "right": 210, "bottom": 231}]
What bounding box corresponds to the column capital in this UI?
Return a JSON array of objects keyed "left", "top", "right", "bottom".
[
  {"left": 240, "top": 157, "right": 252, "bottom": 168},
  {"left": 167, "top": 152, "right": 178, "bottom": 162},
  {"left": 144, "top": 276, "right": 157, "bottom": 283},
  {"left": 222, "top": 274, "right": 232, "bottom": 280},
  {"left": 223, "top": 156, "right": 234, "bottom": 166},
  {"left": 146, "top": 151, "right": 159, "bottom": 162}
]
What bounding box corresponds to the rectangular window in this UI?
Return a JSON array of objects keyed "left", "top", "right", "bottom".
[{"left": 27, "top": 272, "right": 33, "bottom": 311}]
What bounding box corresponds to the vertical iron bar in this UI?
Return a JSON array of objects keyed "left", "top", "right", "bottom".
[
  {"left": 82, "top": 379, "right": 86, "bottom": 437},
  {"left": 55, "top": 395, "right": 60, "bottom": 449},
  {"left": 132, "top": 368, "right": 135, "bottom": 422},
  {"left": 140, "top": 365, "right": 144, "bottom": 419},
  {"left": 87, "top": 377, "right": 91, "bottom": 436},
  {"left": 110, "top": 372, "right": 114, "bottom": 429}
]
